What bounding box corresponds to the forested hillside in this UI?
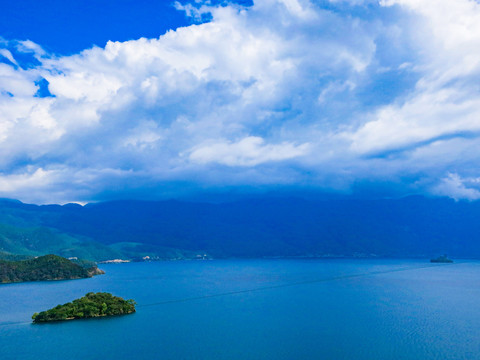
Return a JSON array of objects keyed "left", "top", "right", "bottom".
[
  {"left": 0, "top": 196, "right": 479, "bottom": 259},
  {"left": 0, "top": 254, "right": 103, "bottom": 283}
]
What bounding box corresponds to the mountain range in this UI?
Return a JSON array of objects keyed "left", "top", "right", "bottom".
[{"left": 0, "top": 196, "right": 478, "bottom": 261}]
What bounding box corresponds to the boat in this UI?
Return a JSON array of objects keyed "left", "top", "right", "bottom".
[{"left": 430, "top": 255, "right": 453, "bottom": 263}]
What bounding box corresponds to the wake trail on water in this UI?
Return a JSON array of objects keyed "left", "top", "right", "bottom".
[
  {"left": 137, "top": 262, "right": 460, "bottom": 308},
  {"left": 0, "top": 320, "right": 31, "bottom": 327}
]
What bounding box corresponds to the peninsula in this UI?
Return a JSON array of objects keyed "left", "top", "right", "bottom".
[
  {"left": 32, "top": 292, "right": 136, "bottom": 323},
  {"left": 0, "top": 254, "right": 104, "bottom": 284}
]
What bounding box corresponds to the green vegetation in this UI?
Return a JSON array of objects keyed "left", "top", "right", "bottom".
[
  {"left": 32, "top": 292, "right": 136, "bottom": 323},
  {"left": 0, "top": 222, "right": 124, "bottom": 261},
  {"left": 0, "top": 214, "right": 198, "bottom": 262},
  {"left": 0, "top": 251, "right": 31, "bottom": 261},
  {"left": 0, "top": 254, "right": 104, "bottom": 283}
]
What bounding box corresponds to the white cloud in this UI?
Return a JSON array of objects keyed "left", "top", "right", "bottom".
[
  {"left": 1, "top": 0, "right": 480, "bottom": 202},
  {"left": 345, "top": 88, "right": 480, "bottom": 154},
  {"left": 432, "top": 173, "right": 480, "bottom": 201},
  {"left": 16, "top": 40, "right": 46, "bottom": 57},
  {"left": 277, "top": 0, "right": 317, "bottom": 20},
  {"left": 189, "top": 136, "right": 310, "bottom": 166},
  {"left": 0, "top": 168, "right": 57, "bottom": 193},
  {"left": 0, "top": 63, "right": 37, "bottom": 96},
  {"left": 0, "top": 49, "right": 18, "bottom": 66}
]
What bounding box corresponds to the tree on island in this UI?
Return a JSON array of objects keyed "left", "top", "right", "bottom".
[{"left": 32, "top": 292, "right": 136, "bottom": 323}]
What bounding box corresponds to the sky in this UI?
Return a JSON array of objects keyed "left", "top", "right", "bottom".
[{"left": 1, "top": 0, "right": 480, "bottom": 204}]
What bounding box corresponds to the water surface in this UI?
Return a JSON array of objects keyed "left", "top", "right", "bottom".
[{"left": 1, "top": 259, "right": 479, "bottom": 360}]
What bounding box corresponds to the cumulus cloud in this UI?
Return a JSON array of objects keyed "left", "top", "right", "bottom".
[
  {"left": 432, "top": 173, "right": 480, "bottom": 201},
  {"left": 0, "top": 0, "right": 480, "bottom": 202},
  {"left": 189, "top": 136, "right": 309, "bottom": 166},
  {"left": 0, "top": 168, "right": 55, "bottom": 193}
]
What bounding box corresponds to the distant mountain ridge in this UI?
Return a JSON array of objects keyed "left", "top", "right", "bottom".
[{"left": 0, "top": 196, "right": 479, "bottom": 260}]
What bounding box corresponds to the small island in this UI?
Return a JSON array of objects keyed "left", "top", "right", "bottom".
[
  {"left": 430, "top": 254, "right": 453, "bottom": 263},
  {"left": 32, "top": 292, "right": 136, "bottom": 323},
  {"left": 0, "top": 254, "right": 104, "bottom": 284}
]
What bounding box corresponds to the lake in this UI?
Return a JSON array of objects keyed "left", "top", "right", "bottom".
[{"left": 1, "top": 259, "right": 479, "bottom": 360}]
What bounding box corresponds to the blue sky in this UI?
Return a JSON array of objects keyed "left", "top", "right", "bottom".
[{"left": 1, "top": 0, "right": 480, "bottom": 204}]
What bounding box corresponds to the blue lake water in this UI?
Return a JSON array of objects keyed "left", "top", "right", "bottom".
[{"left": 1, "top": 259, "right": 480, "bottom": 360}]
